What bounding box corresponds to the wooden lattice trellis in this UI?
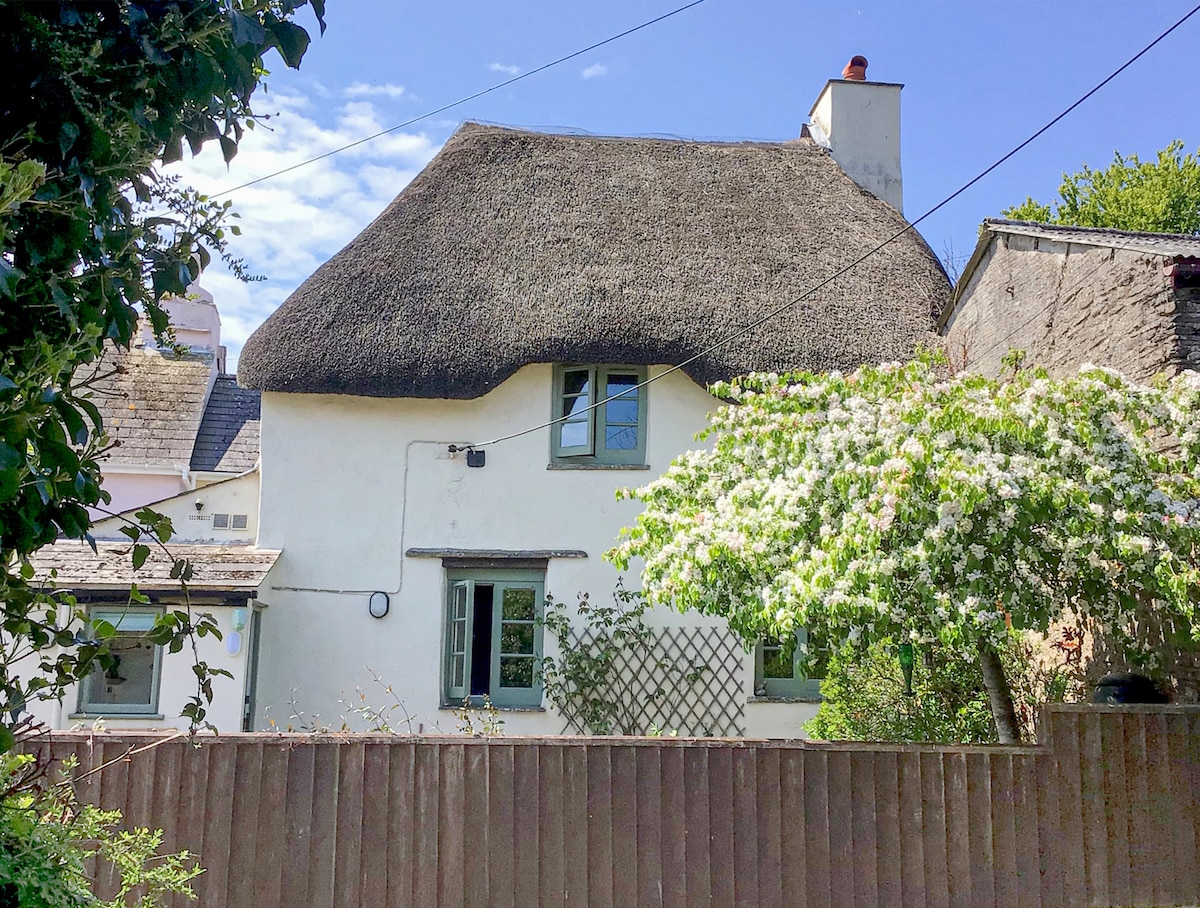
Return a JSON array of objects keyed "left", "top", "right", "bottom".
[{"left": 552, "top": 625, "right": 746, "bottom": 736}]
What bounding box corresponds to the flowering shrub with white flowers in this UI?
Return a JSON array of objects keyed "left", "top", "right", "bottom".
[{"left": 608, "top": 353, "right": 1200, "bottom": 742}]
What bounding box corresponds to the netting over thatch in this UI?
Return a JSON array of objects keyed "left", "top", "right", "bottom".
[{"left": 241, "top": 123, "right": 949, "bottom": 399}]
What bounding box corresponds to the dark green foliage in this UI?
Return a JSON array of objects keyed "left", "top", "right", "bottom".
[
  {"left": 0, "top": 0, "right": 323, "bottom": 739},
  {"left": 805, "top": 633, "right": 1083, "bottom": 744},
  {"left": 1004, "top": 140, "right": 1200, "bottom": 235}
]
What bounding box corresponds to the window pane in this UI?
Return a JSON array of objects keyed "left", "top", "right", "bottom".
[
  {"left": 452, "top": 585, "right": 468, "bottom": 620},
  {"left": 560, "top": 420, "right": 589, "bottom": 449},
  {"left": 85, "top": 635, "right": 156, "bottom": 707},
  {"left": 451, "top": 654, "right": 465, "bottom": 688},
  {"left": 606, "top": 373, "right": 638, "bottom": 397},
  {"left": 605, "top": 425, "right": 638, "bottom": 450},
  {"left": 763, "top": 636, "right": 797, "bottom": 679},
  {"left": 499, "top": 657, "right": 534, "bottom": 688},
  {"left": 500, "top": 624, "right": 535, "bottom": 654},
  {"left": 562, "top": 371, "right": 591, "bottom": 398},
  {"left": 561, "top": 395, "right": 591, "bottom": 419},
  {"left": 93, "top": 610, "right": 159, "bottom": 633},
  {"left": 450, "top": 620, "right": 466, "bottom": 654},
  {"left": 502, "top": 588, "right": 536, "bottom": 621},
  {"left": 606, "top": 398, "right": 638, "bottom": 424}
]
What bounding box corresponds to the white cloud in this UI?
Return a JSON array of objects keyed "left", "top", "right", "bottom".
[
  {"left": 162, "top": 93, "right": 442, "bottom": 370},
  {"left": 581, "top": 63, "right": 608, "bottom": 80},
  {"left": 489, "top": 62, "right": 520, "bottom": 76},
  {"left": 343, "top": 82, "right": 408, "bottom": 99}
]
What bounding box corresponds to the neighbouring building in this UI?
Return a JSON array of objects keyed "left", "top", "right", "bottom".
[
  {"left": 83, "top": 285, "right": 261, "bottom": 516},
  {"left": 235, "top": 60, "right": 950, "bottom": 737},
  {"left": 27, "top": 471, "right": 275, "bottom": 732},
  {"left": 940, "top": 218, "right": 1200, "bottom": 380}
]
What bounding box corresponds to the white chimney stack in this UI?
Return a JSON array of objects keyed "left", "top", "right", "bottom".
[{"left": 805, "top": 56, "right": 904, "bottom": 213}]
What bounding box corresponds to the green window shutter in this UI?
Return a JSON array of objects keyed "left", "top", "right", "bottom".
[
  {"left": 553, "top": 366, "right": 596, "bottom": 458},
  {"left": 445, "top": 580, "right": 472, "bottom": 703},
  {"left": 489, "top": 579, "right": 544, "bottom": 708}
]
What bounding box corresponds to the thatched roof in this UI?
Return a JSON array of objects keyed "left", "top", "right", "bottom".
[{"left": 240, "top": 123, "right": 950, "bottom": 399}]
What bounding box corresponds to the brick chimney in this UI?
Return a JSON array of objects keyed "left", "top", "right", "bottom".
[{"left": 804, "top": 56, "right": 904, "bottom": 212}]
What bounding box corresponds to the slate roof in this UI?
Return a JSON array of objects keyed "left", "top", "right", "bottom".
[
  {"left": 981, "top": 219, "right": 1200, "bottom": 257},
  {"left": 241, "top": 122, "right": 950, "bottom": 399},
  {"left": 190, "top": 376, "right": 261, "bottom": 473},
  {"left": 30, "top": 541, "right": 280, "bottom": 591},
  {"left": 81, "top": 347, "right": 213, "bottom": 468}
]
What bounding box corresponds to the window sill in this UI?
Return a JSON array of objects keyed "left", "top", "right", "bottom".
[
  {"left": 70, "top": 712, "right": 166, "bottom": 720},
  {"left": 547, "top": 462, "right": 651, "bottom": 471},
  {"left": 438, "top": 705, "right": 546, "bottom": 713},
  {"left": 746, "top": 696, "right": 823, "bottom": 704}
]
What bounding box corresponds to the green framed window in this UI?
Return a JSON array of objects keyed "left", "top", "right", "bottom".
[
  {"left": 78, "top": 608, "right": 163, "bottom": 715},
  {"left": 445, "top": 570, "right": 544, "bottom": 708},
  {"left": 754, "top": 629, "right": 822, "bottom": 699},
  {"left": 551, "top": 364, "right": 647, "bottom": 465}
]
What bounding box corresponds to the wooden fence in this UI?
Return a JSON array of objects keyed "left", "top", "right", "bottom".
[{"left": 29, "top": 704, "right": 1200, "bottom": 908}]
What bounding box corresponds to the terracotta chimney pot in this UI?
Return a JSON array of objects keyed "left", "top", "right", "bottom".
[{"left": 842, "top": 55, "right": 868, "bottom": 81}]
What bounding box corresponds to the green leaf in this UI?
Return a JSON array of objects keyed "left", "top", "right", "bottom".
[
  {"left": 0, "top": 258, "right": 22, "bottom": 300},
  {"left": 132, "top": 544, "right": 150, "bottom": 570},
  {"left": 267, "top": 19, "right": 310, "bottom": 68},
  {"left": 230, "top": 11, "right": 267, "bottom": 46},
  {"left": 0, "top": 724, "right": 14, "bottom": 755}
]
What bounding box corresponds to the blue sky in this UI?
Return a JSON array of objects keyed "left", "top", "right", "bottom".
[{"left": 167, "top": 0, "right": 1200, "bottom": 367}]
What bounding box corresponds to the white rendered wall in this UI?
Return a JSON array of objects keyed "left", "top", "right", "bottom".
[
  {"left": 96, "top": 469, "right": 189, "bottom": 519},
  {"left": 92, "top": 471, "right": 260, "bottom": 544},
  {"left": 809, "top": 80, "right": 903, "bottom": 213},
  {"left": 254, "top": 365, "right": 819, "bottom": 737}
]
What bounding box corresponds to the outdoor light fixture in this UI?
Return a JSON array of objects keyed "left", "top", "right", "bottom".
[{"left": 368, "top": 591, "right": 390, "bottom": 619}]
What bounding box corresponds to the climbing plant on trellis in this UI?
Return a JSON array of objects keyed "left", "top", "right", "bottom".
[{"left": 540, "top": 588, "right": 746, "bottom": 737}]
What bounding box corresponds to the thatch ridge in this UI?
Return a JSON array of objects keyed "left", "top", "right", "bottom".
[{"left": 240, "top": 122, "right": 949, "bottom": 398}]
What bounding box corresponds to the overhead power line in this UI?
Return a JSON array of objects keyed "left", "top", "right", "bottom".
[
  {"left": 212, "top": 0, "right": 708, "bottom": 198},
  {"left": 467, "top": 1, "right": 1200, "bottom": 452}
]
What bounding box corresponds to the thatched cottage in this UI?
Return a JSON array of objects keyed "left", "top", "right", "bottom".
[
  {"left": 236, "top": 70, "right": 951, "bottom": 736},
  {"left": 941, "top": 218, "right": 1200, "bottom": 380}
]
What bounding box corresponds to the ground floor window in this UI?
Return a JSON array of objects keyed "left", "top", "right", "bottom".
[
  {"left": 444, "top": 570, "right": 544, "bottom": 708},
  {"left": 78, "top": 608, "right": 162, "bottom": 714},
  {"left": 754, "top": 629, "right": 822, "bottom": 699}
]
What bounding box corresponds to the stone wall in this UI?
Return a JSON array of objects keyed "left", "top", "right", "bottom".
[{"left": 943, "top": 232, "right": 1182, "bottom": 381}]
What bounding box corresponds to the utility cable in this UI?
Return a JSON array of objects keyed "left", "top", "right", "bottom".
[
  {"left": 467, "top": 1, "right": 1200, "bottom": 451},
  {"left": 212, "top": 0, "right": 708, "bottom": 198}
]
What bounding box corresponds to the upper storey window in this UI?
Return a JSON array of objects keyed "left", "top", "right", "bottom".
[{"left": 551, "top": 365, "right": 647, "bottom": 466}]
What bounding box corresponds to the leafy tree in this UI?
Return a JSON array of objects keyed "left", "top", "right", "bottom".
[
  {"left": 1004, "top": 140, "right": 1200, "bottom": 234},
  {"left": 0, "top": 0, "right": 324, "bottom": 743},
  {"left": 609, "top": 355, "right": 1200, "bottom": 743}
]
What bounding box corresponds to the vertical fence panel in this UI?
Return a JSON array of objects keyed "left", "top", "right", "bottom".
[
  {"left": 586, "top": 744, "right": 614, "bottom": 908},
  {"left": 1101, "top": 712, "right": 1131, "bottom": 906},
  {"left": 386, "top": 743, "right": 416, "bottom": 908},
  {"left": 1123, "top": 712, "right": 1154, "bottom": 905},
  {"left": 779, "top": 749, "right": 806, "bottom": 908},
  {"left": 200, "top": 740, "right": 238, "bottom": 907},
  {"left": 1166, "top": 713, "right": 1197, "bottom": 901},
  {"left": 462, "top": 742, "right": 490, "bottom": 908},
  {"left": 306, "top": 742, "right": 339, "bottom": 908},
  {"left": 412, "top": 740, "right": 440, "bottom": 906},
  {"left": 848, "top": 751, "right": 879, "bottom": 908},
  {"left": 1049, "top": 708, "right": 1085, "bottom": 908},
  {"left": 437, "top": 743, "right": 466, "bottom": 908},
  {"left": 486, "top": 743, "right": 516, "bottom": 908},
  {"left": 513, "top": 744, "right": 541, "bottom": 908},
  {"left": 803, "top": 749, "right": 831, "bottom": 908},
  {"left": 873, "top": 751, "right": 901, "bottom": 908},
  {"left": 918, "top": 750, "right": 949, "bottom": 908},
  {"left": 253, "top": 742, "right": 290, "bottom": 908},
  {"left": 333, "top": 742, "right": 365, "bottom": 908},
  {"left": 1012, "top": 753, "right": 1042, "bottom": 908},
  {"left": 731, "top": 747, "right": 759, "bottom": 908},
  {"left": 610, "top": 745, "right": 639, "bottom": 908},
  {"left": 538, "top": 744, "right": 566, "bottom": 908},
  {"left": 562, "top": 744, "right": 590, "bottom": 907},
  {"left": 635, "top": 745, "right": 664, "bottom": 908},
  {"left": 1144, "top": 711, "right": 1174, "bottom": 906},
  {"left": 755, "top": 748, "right": 783, "bottom": 908},
  {"left": 707, "top": 744, "right": 736, "bottom": 907},
  {"left": 683, "top": 744, "right": 712, "bottom": 908},
  {"left": 359, "top": 744, "right": 391, "bottom": 906},
  {"left": 659, "top": 746, "right": 688, "bottom": 908},
  {"left": 897, "top": 751, "right": 926, "bottom": 908}
]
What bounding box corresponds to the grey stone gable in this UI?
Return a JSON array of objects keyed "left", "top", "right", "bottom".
[{"left": 190, "top": 376, "right": 261, "bottom": 473}]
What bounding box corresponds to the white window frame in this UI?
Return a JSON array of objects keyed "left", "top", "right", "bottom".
[{"left": 78, "top": 608, "right": 164, "bottom": 715}]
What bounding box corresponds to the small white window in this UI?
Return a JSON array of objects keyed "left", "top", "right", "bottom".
[
  {"left": 78, "top": 609, "right": 163, "bottom": 715},
  {"left": 212, "top": 513, "right": 230, "bottom": 529},
  {"left": 231, "top": 514, "right": 248, "bottom": 530}
]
